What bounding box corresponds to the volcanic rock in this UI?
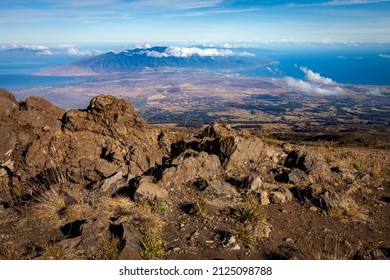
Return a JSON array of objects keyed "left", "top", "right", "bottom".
[{"left": 134, "top": 176, "right": 168, "bottom": 201}]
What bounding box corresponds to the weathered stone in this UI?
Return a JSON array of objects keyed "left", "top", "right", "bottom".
[
  {"left": 98, "top": 171, "right": 127, "bottom": 195},
  {"left": 259, "top": 191, "right": 270, "bottom": 205},
  {"left": 63, "top": 95, "right": 147, "bottom": 139},
  {"left": 320, "top": 190, "right": 357, "bottom": 210},
  {"left": 95, "top": 159, "right": 119, "bottom": 178},
  {"left": 0, "top": 97, "right": 18, "bottom": 116},
  {"left": 288, "top": 168, "right": 310, "bottom": 185},
  {"left": 253, "top": 223, "right": 272, "bottom": 239},
  {"left": 134, "top": 176, "right": 168, "bottom": 201},
  {"left": 222, "top": 137, "right": 265, "bottom": 169},
  {"left": 78, "top": 217, "right": 110, "bottom": 258},
  {"left": 0, "top": 127, "right": 16, "bottom": 163},
  {"left": 202, "top": 122, "right": 249, "bottom": 138},
  {"left": 284, "top": 150, "right": 333, "bottom": 185},
  {"left": 270, "top": 188, "right": 293, "bottom": 204},
  {"left": 57, "top": 236, "right": 82, "bottom": 250},
  {"left": 285, "top": 150, "right": 319, "bottom": 172},
  {"left": 118, "top": 223, "right": 142, "bottom": 260},
  {"left": 205, "top": 180, "right": 239, "bottom": 197},
  {"left": 162, "top": 151, "right": 221, "bottom": 188},
  {"left": 248, "top": 175, "right": 263, "bottom": 191}
]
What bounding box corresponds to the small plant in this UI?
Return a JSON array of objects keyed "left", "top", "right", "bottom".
[
  {"left": 98, "top": 235, "right": 120, "bottom": 260},
  {"left": 192, "top": 177, "right": 208, "bottom": 191},
  {"left": 235, "top": 226, "right": 254, "bottom": 247},
  {"left": 328, "top": 206, "right": 358, "bottom": 220},
  {"left": 301, "top": 196, "right": 314, "bottom": 207},
  {"left": 147, "top": 198, "right": 169, "bottom": 213},
  {"left": 193, "top": 201, "right": 207, "bottom": 219},
  {"left": 140, "top": 232, "right": 164, "bottom": 260},
  {"left": 234, "top": 198, "right": 266, "bottom": 223}
]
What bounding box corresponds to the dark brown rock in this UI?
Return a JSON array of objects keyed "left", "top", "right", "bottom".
[{"left": 0, "top": 127, "right": 16, "bottom": 163}]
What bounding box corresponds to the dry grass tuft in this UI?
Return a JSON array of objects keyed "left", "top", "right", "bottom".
[
  {"left": 131, "top": 202, "right": 165, "bottom": 233},
  {"left": 29, "top": 189, "right": 66, "bottom": 226},
  {"left": 309, "top": 237, "right": 358, "bottom": 260},
  {"left": 98, "top": 234, "right": 120, "bottom": 260},
  {"left": 102, "top": 196, "right": 134, "bottom": 216},
  {"left": 64, "top": 203, "right": 93, "bottom": 222},
  {"left": 0, "top": 241, "right": 24, "bottom": 260},
  {"left": 40, "top": 243, "right": 75, "bottom": 260}
]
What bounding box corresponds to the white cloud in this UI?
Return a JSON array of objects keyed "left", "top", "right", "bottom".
[
  {"left": 366, "top": 87, "right": 383, "bottom": 96},
  {"left": 300, "top": 66, "right": 336, "bottom": 85},
  {"left": 379, "top": 54, "right": 390, "bottom": 59},
  {"left": 8, "top": 44, "right": 102, "bottom": 56},
  {"left": 141, "top": 50, "right": 169, "bottom": 57},
  {"left": 138, "top": 47, "right": 253, "bottom": 58},
  {"left": 22, "top": 44, "right": 49, "bottom": 50},
  {"left": 285, "top": 66, "right": 343, "bottom": 95},
  {"left": 65, "top": 47, "right": 103, "bottom": 56},
  {"left": 165, "top": 47, "right": 234, "bottom": 57},
  {"left": 37, "top": 49, "right": 53, "bottom": 55}
]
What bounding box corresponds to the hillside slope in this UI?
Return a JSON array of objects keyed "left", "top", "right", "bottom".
[{"left": 0, "top": 88, "right": 389, "bottom": 260}]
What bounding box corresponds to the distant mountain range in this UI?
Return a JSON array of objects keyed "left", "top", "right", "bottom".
[{"left": 37, "top": 46, "right": 265, "bottom": 76}]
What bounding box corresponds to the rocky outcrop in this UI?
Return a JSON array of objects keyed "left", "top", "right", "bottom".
[{"left": 0, "top": 89, "right": 377, "bottom": 260}]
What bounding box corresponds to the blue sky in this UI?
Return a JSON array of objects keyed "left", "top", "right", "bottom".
[{"left": 0, "top": 0, "right": 389, "bottom": 44}]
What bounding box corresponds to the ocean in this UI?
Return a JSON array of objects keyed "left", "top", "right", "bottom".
[
  {"left": 239, "top": 45, "right": 390, "bottom": 86},
  {"left": 0, "top": 45, "right": 389, "bottom": 89},
  {"left": 0, "top": 74, "right": 76, "bottom": 89}
]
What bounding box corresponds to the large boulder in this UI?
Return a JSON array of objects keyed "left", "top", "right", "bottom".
[
  {"left": 63, "top": 95, "right": 147, "bottom": 140},
  {"left": 284, "top": 150, "right": 333, "bottom": 185},
  {"left": 62, "top": 95, "right": 163, "bottom": 177},
  {"left": 161, "top": 151, "right": 221, "bottom": 188},
  {"left": 200, "top": 136, "right": 266, "bottom": 169},
  {"left": 0, "top": 89, "right": 18, "bottom": 116},
  {"left": 202, "top": 122, "right": 249, "bottom": 138}
]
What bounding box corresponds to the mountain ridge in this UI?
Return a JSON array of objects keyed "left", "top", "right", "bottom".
[{"left": 37, "top": 46, "right": 264, "bottom": 76}]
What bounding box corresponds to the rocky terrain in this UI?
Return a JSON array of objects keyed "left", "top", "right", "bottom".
[{"left": 0, "top": 88, "right": 389, "bottom": 260}]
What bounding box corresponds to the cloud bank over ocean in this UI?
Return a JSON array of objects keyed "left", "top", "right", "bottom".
[
  {"left": 138, "top": 47, "right": 254, "bottom": 58},
  {"left": 2, "top": 44, "right": 103, "bottom": 56},
  {"left": 285, "top": 66, "right": 344, "bottom": 95}
]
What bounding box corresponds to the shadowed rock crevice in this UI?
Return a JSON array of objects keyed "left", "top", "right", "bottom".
[{"left": 60, "top": 220, "right": 86, "bottom": 239}]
